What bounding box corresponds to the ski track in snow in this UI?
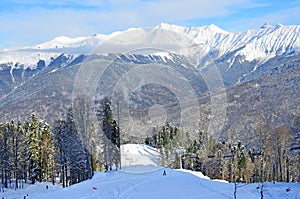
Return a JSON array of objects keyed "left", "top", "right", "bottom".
[{"left": 1, "top": 144, "right": 300, "bottom": 199}]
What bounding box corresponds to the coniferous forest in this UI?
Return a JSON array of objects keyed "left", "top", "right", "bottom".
[
  {"left": 0, "top": 113, "right": 93, "bottom": 190},
  {"left": 147, "top": 123, "right": 300, "bottom": 183},
  {"left": 0, "top": 97, "right": 299, "bottom": 192},
  {"left": 0, "top": 97, "right": 121, "bottom": 191}
]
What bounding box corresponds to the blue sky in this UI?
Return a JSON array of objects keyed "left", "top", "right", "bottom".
[{"left": 0, "top": 0, "right": 300, "bottom": 48}]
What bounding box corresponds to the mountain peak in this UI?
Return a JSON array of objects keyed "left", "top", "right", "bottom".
[
  {"left": 260, "top": 22, "right": 274, "bottom": 29},
  {"left": 52, "top": 35, "right": 73, "bottom": 42},
  {"left": 275, "top": 23, "right": 284, "bottom": 28},
  {"left": 206, "top": 24, "right": 228, "bottom": 34},
  {"left": 156, "top": 23, "right": 228, "bottom": 34},
  {"left": 51, "top": 35, "right": 87, "bottom": 44},
  {"left": 156, "top": 22, "right": 185, "bottom": 32},
  {"left": 157, "top": 22, "right": 172, "bottom": 28}
]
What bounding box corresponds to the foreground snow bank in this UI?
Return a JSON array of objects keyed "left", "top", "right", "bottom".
[{"left": 2, "top": 167, "right": 299, "bottom": 199}]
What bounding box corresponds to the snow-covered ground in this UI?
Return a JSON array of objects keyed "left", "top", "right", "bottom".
[{"left": 1, "top": 144, "right": 300, "bottom": 199}]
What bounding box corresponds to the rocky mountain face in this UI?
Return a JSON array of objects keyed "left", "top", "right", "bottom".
[
  {"left": 0, "top": 23, "right": 299, "bottom": 144},
  {"left": 199, "top": 51, "right": 300, "bottom": 143}
]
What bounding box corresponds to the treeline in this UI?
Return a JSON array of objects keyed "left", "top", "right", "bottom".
[
  {"left": 147, "top": 123, "right": 300, "bottom": 183},
  {"left": 0, "top": 97, "right": 121, "bottom": 190}
]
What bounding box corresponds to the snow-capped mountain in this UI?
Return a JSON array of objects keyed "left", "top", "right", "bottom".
[{"left": 1, "top": 22, "right": 299, "bottom": 69}]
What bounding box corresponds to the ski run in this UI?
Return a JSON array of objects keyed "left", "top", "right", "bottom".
[{"left": 1, "top": 144, "right": 299, "bottom": 199}]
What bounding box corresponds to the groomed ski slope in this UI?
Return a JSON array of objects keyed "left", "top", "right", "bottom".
[{"left": 1, "top": 144, "right": 300, "bottom": 199}]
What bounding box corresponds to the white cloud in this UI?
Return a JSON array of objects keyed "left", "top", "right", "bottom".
[
  {"left": 10, "top": 0, "right": 106, "bottom": 7},
  {"left": 222, "top": 5, "right": 300, "bottom": 32},
  {"left": 0, "top": 0, "right": 299, "bottom": 48}
]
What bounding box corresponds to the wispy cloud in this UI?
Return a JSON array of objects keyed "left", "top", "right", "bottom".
[
  {"left": 4, "top": 0, "right": 106, "bottom": 8},
  {"left": 222, "top": 5, "right": 300, "bottom": 31},
  {"left": 0, "top": 0, "right": 299, "bottom": 48}
]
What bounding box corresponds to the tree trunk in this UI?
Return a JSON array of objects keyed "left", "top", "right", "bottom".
[
  {"left": 14, "top": 136, "right": 19, "bottom": 190},
  {"left": 286, "top": 157, "right": 289, "bottom": 182},
  {"left": 277, "top": 146, "right": 283, "bottom": 182}
]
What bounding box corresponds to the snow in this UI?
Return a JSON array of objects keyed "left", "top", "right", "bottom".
[
  {"left": 1, "top": 144, "right": 300, "bottom": 199},
  {"left": 152, "top": 51, "right": 173, "bottom": 62},
  {"left": 176, "top": 168, "right": 211, "bottom": 180},
  {"left": 121, "top": 144, "right": 160, "bottom": 170},
  {"left": 2, "top": 169, "right": 299, "bottom": 199},
  {"left": 33, "top": 35, "right": 87, "bottom": 49},
  {"left": 49, "top": 68, "right": 58, "bottom": 74}
]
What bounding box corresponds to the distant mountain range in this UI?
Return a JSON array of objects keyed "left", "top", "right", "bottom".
[{"left": 0, "top": 23, "right": 299, "bottom": 143}]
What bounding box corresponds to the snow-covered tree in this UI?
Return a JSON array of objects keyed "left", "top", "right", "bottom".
[{"left": 96, "top": 97, "right": 120, "bottom": 171}]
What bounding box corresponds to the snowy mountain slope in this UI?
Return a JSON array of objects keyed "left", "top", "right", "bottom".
[
  {"left": 0, "top": 46, "right": 298, "bottom": 143},
  {"left": 157, "top": 23, "right": 300, "bottom": 63},
  {"left": 2, "top": 144, "right": 299, "bottom": 199},
  {"left": 121, "top": 144, "right": 160, "bottom": 169}
]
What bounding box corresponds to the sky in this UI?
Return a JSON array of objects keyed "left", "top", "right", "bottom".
[{"left": 0, "top": 0, "right": 300, "bottom": 49}]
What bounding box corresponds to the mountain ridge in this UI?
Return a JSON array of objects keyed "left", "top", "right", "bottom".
[{"left": 1, "top": 22, "right": 299, "bottom": 69}]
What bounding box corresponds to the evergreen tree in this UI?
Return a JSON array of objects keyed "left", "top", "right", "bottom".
[
  {"left": 27, "top": 114, "right": 43, "bottom": 184},
  {"left": 53, "top": 120, "right": 68, "bottom": 188},
  {"left": 26, "top": 114, "right": 57, "bottom": 184},
  {"left": 19, "top": 120, "right": 30, "bottom": 185},
  {"left": 0, "top": 123, "right": 10, "bottom": 188},
  {"left": 40, "top": 123, "right": 56, "bottom": 183},
  {"left": 96, "top": 97, "right": 120, "bottom": 171},
  {"left": 147, "top": 123, "right": 181, "bottom": 168},
  {"left": 10, "top": 120, "right": 22, "bottom": 189}
]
